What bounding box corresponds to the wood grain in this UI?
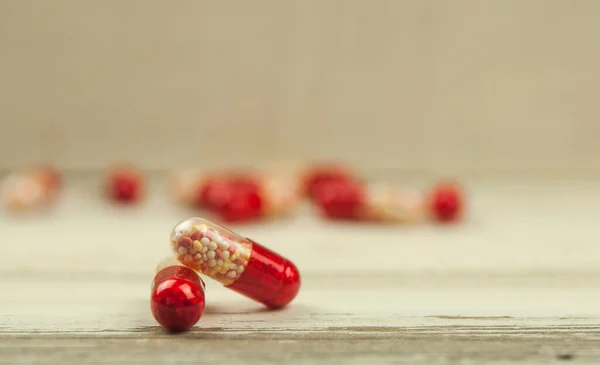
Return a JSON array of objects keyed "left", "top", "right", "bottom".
[{"left": 1, "top": 176, "right": 600, "bottom": 363}]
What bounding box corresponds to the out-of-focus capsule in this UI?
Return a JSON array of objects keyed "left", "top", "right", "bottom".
[
  {"left": 173, "top": 170, "right": 301, "bottom": 223},
  {"left": 170, "top": 217, "right": 301, "bottom": 308},
  {"left": 106, "top": 165, "right": 145, "bottom": 204},
  {"left": 170, "top": 168, "right": 236, "bottom": 209},
  {"left": 151, "top": 258, "right": 206, "bottom": 332},
  {"left": 199, "top": 173, "right": 259, "bottom": 212},
  {"left": 314, "top": 179, "right": 425, "bottom": 223},
  {"left": 428, "top": 181, "right": 464, "bottom": 223},
  {"left": 313, "top": 178, "right": 367, "bottom": 220},
  {"left": 210, "top": 172, "right": 300, "bottom": 222},
  {"left": 1, "top": 165, "right": 62, "bottom": 212},
  {"left": 302, "top": 163, "right": 359, "bottom": 200}
]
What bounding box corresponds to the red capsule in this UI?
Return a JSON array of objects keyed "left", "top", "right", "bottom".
[
  {"left": 151, "top": 259, "right": 206, "bottom": 332},
  {"left": 207, "top": 175, "right": 263, "bottom": 222},
  {"left": 313, "top": 178, "right": 367, "bottom": 220},
  {"left": 170, "top": 168, "right": 246, "bottom": 209},
  {"left": 197, "top": 178, "right": 234, "bottom": 210},
  {"left": 172, "top": 169, "right": 300, "bottom": 222},
  {"left": 302, "top": 163, "right": 358, "bottom": 200},
  {"left": 171, "top": 217, "right": 300, "bottom": 308},
  {"left": 314, "top": 180, "right": 426, "bottom": 223},
  {"left": 192, "top": 172, "right": 300, "bottom": 223}
]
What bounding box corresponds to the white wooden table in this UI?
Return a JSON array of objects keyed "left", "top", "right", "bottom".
[{"left": 1, "top": 175, "right": 599, "bottom": 364}]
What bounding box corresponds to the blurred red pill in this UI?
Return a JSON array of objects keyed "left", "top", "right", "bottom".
[
  {"left": 429, "top": 182, "right": 464, "bottom": 222},
  {"left": 313, "top": 178, "right": 367, "bottom": 220},
  {"left": 211, "top": 177, "right": 263, "bottom": 222},
  {"left": 107, "top": 166, "right": 145, "bottom": 203},
  {"left": 151, "top": 260, "right": 206, "bottom": 332},
  {"left": 303, "top": 164, "right": 358, "bottom": 199},
  {"left": 197, "top": 174, "right": 256, "bottom": 209},
  {"left": 314, "top": 180, "right": 427, "bottom": 224},
  {"left": 195, "top": 177, "right": 229, "bottom": 209},
  {"left": 196, "top": 171, "right": 300, "bottom": 223}
]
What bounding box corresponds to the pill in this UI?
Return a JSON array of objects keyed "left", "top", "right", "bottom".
[
  {"left": 1, "top": 165, "right": 61, "bottom": 212},
  {"left": 197, "top": 174, "right": 263, "bottom": 222},
  {"left": 150, "top": 258, "right": 206, "bottom": 332},
  {"left": 106, "top": 164, "right": 145, "bottom": 204},
  {"left": 302, "top": 163, "right": 358, "bottom": 200},
  {"left": 312, "top": 178, "right": 367, "bottom": 220},
  {"left": 171, "top": 217, "right": 300, "bottom": 309},
  {"left": 428, "top": 181, "right": 464, "bottom": 223},
  {"left": 175, "top": 170, "right": 300, "bottom": 223},
  {"left": 313, "top": 179, "right": 426, "bottom": 223}
]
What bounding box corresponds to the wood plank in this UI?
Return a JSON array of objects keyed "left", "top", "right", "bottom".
[
  {"left": 1, "top": 177, "right": 600, "bottom": 275},
  {"left": 2, "top": 176, "right": 600, "bottom": 363},
  {"left": 1, "top": 333, "right": 599, "bottom": 365},
  {"left": 2, "top": 271, "right": 600, "bottom": 334}
]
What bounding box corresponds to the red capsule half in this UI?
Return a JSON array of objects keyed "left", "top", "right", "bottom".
[
  {"left": 170, "top": 217, "right": 300, "bottom": 308},
  {"left": 151, "top": 259, "right": 206, "bottom": 332},
  {"left": 175, "top": 170, "right": 300, "bottom": 223},
  {"left": 313, "top": 178, "right": 367, "bottom": 220}
]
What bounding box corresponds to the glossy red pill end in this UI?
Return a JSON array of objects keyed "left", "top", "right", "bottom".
[
  {"left": 227, "top": 241, "right": 301, "bottom": 308},
  {"left": 151, "top": 265, "right": 206, "bottom": 332}
]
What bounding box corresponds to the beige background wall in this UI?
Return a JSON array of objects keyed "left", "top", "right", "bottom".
[{"left": 0, "top": 0, "right": 599, "bottom": 175}]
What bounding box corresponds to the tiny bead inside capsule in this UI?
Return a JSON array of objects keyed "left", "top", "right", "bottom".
[
  {"left": 170, "top": 217, "right": 301, "bottom": 308},
  {"left": 151, "top": 264, "right": 206, "bottom": 332}
]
